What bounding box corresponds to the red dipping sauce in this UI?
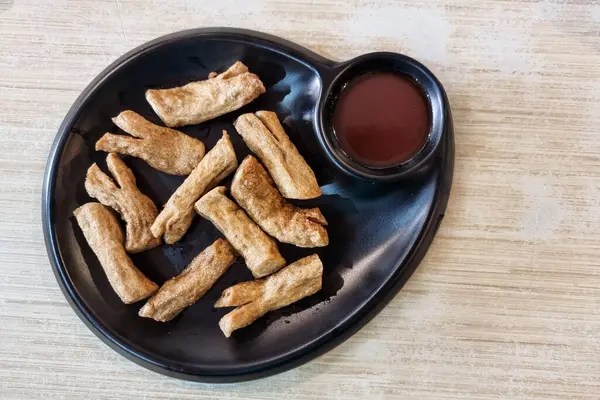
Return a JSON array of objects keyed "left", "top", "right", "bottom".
[{"left": 332, "top": 72, "right": 430, "bottom": 168}]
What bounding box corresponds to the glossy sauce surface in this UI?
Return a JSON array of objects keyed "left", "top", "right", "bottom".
[{"left": 332, "top": 73, "right": 430, "bottom": 168}]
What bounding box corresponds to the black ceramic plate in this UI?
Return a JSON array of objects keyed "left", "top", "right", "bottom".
[{"left": 42, "top": 28, "right": 454, "bottom": 382}]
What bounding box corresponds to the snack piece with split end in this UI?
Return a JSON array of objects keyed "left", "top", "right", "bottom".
[
  {"left": 195, "top": 186, "right": 286, "bottom": 278},
  {"left": 74, "top": 203, "right": 158, "bottom": 304},
  {"left": 85, "top": 153, "right": 161, "bottom": 253},
  {"left": 146, "top": 61, "right": 266, "bottom": 128},
  {"left": 139, "top": 239, "right": 237, "bottom": 322},
  {"left": 215, "top": 254, "right": 323, "bottom": 337},
  {"left": 233, "top": 111, "right": 322, "bottom": 200},
  {"left": 150, "top": 131, "right": 237, "bottom": 244},
  {"left": 231, "top": 156, "right": 328, "bottom": 248},
  {"left": 96, "top": 110, "right": 205, "bottom": 175}
]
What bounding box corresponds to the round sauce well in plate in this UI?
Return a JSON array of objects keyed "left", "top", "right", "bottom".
[{"left": 332, "top": 72, "right": 430, "bottom": 169}]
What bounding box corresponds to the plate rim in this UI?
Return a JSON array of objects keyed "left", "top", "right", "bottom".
[{"left": 41, "top": 27, "right": 454, "bottom": 382}]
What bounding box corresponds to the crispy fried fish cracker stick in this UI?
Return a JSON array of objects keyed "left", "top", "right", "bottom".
[
  {"left": 215, "top": 254, "right": 323, "bottom": 337},
  {"left": 139, "top": 239, "right": 237, "bottom": 322},
  {"left": 74, "top": 203, "right": 158, "bottom": 304},
  {"left": 85, "top": 153, "right": 161, "bottom": 253},
  {"left": 146, "top": 61, "right": 266, "bottom": 128},
  {"left": 195, "top": 186, "right": 285, "bottom": 278},
  {"left": 96, "top": 110, "right": 205, "bottom": 175},
  {"left": 151, "top": 131, "right": 237, "bottom": 244},
  {"left": 231, "top": 156, "right": 328, "bottom": 248},
  {"left": 233, "top": 111, "right": 321, "bottom": 199}
]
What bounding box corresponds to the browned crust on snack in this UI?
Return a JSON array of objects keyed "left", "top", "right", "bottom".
[
  {"left": 231, "top": 156, "right": 328, "bottom": 248},
  {"left": 73, "top": 203, "right": 158, "bottom": 304},
  {"left": 139, "top": 239, "right": 237, "bottom": 322},
  {"left": 195, "top": 186, "right": 285, "bottom": 278},
  {"left": 96, "top": 110, "right": 205, "bottom": 175},
  {"left": 150, "top": 131, "right": 237, "bottom": 244},
  {"left": 85, "top": 153, "right": 161, "bottom": 253},
  {"left": 215, "top": 254, "right": 323, "bottom": 337},
  {"left": 233, "top": 111, "right": 321, "bottom": 199},
  {"left": 145, "top": 61, "right": 266, "bottom": 128}
]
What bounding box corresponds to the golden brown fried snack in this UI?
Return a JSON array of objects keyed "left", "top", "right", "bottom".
[
  {"left": 150, "top": 131, "right": 237, "bottom": 244},
  {"left": 96, "top": 110, "right": 205, "bottom": 175},
  {"left": 139, "top": 239, "right": 237, "bottom": 322},
  {"left": 195, "top": 186, "right": 285, "bottom": 278},
  {"left": 146, "top": 61, "right": 266, "bottom": 128},
  {"left": 215, "top": 254, "right": 323, "bottom": 337},
  {"left": 85, "top": 154, "right": 161, "bottom": 253},
  {"left": 231, "top": 156, "right": 328, "bottom": 248},
  {"left": 74, "top": 203, "right": 158, "bottom": 304},
  {"left": 233, "top": 111, "right": 321, "bottom": 200}
]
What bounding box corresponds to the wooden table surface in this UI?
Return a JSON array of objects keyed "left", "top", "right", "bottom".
[{"left": 2, "top": 0, "right": 600, "bottom": 398}]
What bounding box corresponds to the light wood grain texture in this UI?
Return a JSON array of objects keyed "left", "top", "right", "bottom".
[{"left": 1, "top": 0, "right": 600, "bottom": 398}]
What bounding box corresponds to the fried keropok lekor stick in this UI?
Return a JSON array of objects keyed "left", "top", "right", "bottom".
[
  {"left": 215, "top": 254, "right": 323, "bottom": 337},
  {"left": 195, "top": 186, "right": 286, "bottom": 278},
  {"left": 85, "top": 153, "right": 161, "bottom": 253},
  {"left": 145, "top": 61, "right": 266, "bottom": 128},
  {"left": 73, "top": 203, "right": 158, "bottom": 304},
  {"left": 233, "top": 111, "right": 322, "bottom": 200},
  {"left": 96, "top": 110, "right": 205, "bottom": 175},
  {"left": 231, "top": 155, "right": 328, "bottom": 248},
  {"left": 139, "top": 238, "right": 237, "bottom": 322},
  {"left": 150, "top": 131, "right": 237, "bottom": 244}
]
